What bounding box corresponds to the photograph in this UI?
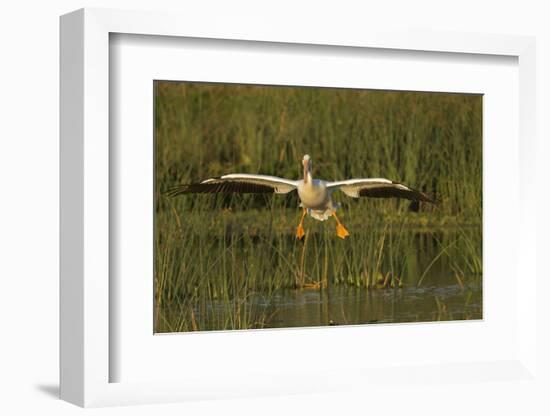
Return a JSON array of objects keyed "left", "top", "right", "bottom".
[{"left": 154, "top": 81, "right": 482, "bottom": 333}]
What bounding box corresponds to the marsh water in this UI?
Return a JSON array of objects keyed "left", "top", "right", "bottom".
[
  {"left": 157, "top": 225, "right": 482, "bottom": 332},
  {"left": 199, "top": 282, "right": 482, "bottom": 330}
]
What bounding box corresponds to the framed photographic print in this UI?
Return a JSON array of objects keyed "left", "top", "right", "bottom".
[{"left": 60, "top": 7, "right": 539, "bottom": 408}]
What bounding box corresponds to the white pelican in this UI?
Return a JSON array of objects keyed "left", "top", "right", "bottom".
[{"left": 167, "top": 154, "right": 435, "bottom": 239}]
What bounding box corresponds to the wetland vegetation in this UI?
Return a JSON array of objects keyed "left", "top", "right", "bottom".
[{"left": 154, "top": 81, "right": 482, "bottom": 332}]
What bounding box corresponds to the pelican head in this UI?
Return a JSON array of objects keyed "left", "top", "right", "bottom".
[{"left": 302, "top": 154, "right": 312, "bottom": 183}]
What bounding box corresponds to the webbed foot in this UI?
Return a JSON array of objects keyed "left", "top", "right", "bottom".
[
  {"left": 296, "top": 223, "right": 306, "bottom": 240},
  {"left": 336, "top": 223, "right": 350, "bottom": 239}
]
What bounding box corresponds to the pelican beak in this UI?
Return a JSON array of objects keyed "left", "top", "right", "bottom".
[{"left": 303, "top": 159, "right": 309, "bottom": 183}]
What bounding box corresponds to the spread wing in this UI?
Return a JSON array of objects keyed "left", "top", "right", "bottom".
[
  {"left": 326, "top": 178, "right": 435, "bottom": 203},
  {"left": 165, "top": 174, "right": 298, "bottom": 196}
]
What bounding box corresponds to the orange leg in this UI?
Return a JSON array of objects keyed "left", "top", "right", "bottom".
[
  {"left": 296, "top": 208, "right": 307, "bottom": 239},
  {"left": 332, "top": 212, "right": 350, "bottom": 239}
]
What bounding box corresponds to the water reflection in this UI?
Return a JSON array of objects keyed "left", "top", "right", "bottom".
[
  {"left": 194, "top": 281, "right": 482, "bottom": 330},
  {"left": 265, "top": 283, "right": 481, "bottom": 328},
  {"left": 163, "top": 226, "right": 482, "bottom": 331}
]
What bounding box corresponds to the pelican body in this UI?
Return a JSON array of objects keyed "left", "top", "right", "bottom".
[
  {"left": 298, "top": 178, "right": 334, "bottom": 218},
  {"left": 167, "top": 154, "right": 435, "bottom": 239},
  {"left": 297, "top": 156, "right": 339, "bottom": 221}
]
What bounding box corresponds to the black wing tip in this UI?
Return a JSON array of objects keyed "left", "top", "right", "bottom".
[
  {"left": 162, "top": 177, "right": 223, "bottom": 196},
  {"left": 419, "top": 193, "right": 438, "bottom": 205},
  {"left": 408, "top": 196, "right": 439, "bottom": 212},
  {"left": 391, "top": 181, "right": 438, "bottom": 204},
  {"left": 163, "top": 178, "right": 276, "bottom": 196},
  {"left": 163, "top": 184, "right": 193, "bottom": 197}
]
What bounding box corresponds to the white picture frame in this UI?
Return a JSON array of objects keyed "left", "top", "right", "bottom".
[{"left": 60, "top": 7, "right": 538, "bottom": 408}]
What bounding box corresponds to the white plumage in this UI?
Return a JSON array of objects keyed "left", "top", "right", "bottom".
[{"left": 168, "top": 154, "right": 435, "bottom": 239}]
